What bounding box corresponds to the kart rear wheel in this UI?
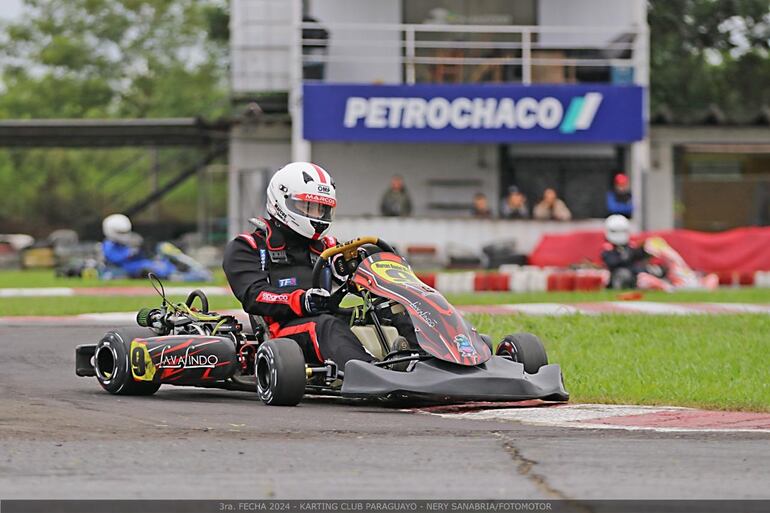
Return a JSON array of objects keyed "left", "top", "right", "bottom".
[
  {"left": 94, "top": 328, "right": 161, "bottom": 396},
  {"left": 496, "top": 333, "right": 548, "bottom": 374},
  {"left": 255, "top": 339, "right": 306, "bottom": 406}
]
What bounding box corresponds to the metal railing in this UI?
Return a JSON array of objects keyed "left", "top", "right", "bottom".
[
  {"left": 232, "top": 18, "right": 647, "bottom": 89},
  {"left": 306, "top": 22, "right": 641, "bottom": 85}
]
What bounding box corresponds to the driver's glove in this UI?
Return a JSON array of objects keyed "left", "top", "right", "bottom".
[{"left": 302, "top": 288, "right": 331, "bottom": 316}]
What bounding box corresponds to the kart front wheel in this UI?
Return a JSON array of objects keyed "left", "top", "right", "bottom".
[
  {"left": 496, "top": 333, "right": 548, "bottom": 374},
  {"left": 94, "top": 328, "right": 161, "bottom": 396},
  {"left": 255, "top": 339, "right": 306, "bottom": 406}
]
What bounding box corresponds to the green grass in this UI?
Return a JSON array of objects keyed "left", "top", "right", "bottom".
[
  {"left": 3, "top": 269, "right": 770, "bottom": 304},
  {"left": 468, "top": 313, "right": 770, "bottom": 412},
  {"left": 0, "top": 268, "right": 228, "bottom": 288},
  {"left": 447, "top": 287, "right": 770, "bottom": 305}
]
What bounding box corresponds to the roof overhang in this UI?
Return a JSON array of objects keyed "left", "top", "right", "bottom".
[{"left": 0, "top": 118, "right": 231, "bottom": 147}]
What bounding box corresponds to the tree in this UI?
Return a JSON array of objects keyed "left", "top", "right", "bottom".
[
  {"left": 649, "top": 0, "right": 770, "bottom": 120},
  {"left": 0, "top": 0, "right": 229, "bottom": 118},
  {"left": 0, "top": 0, "right": 230, "bottom": 233}
]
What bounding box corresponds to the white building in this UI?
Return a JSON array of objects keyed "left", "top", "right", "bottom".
[{"left": 228, "top": 0, "right": 650, "bottom": 258}]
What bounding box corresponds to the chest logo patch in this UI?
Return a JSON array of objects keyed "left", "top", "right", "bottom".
[{"left": 277, "top": 277, "right": 298, "bottom": 288}]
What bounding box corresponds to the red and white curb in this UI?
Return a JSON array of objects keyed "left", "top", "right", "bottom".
[{"left": 421, "top": 403, "right": 770, "bottom": 434}]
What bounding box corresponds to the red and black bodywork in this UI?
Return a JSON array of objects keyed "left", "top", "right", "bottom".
[
  {"left": 313, "top": 238, "right": 568, "bottom": 403},
  {"left": 125, "top": 335, "right": 239, "bottom": 385},
  {"left": 352, "top": 252, "right": 491, "bottom": 366}
]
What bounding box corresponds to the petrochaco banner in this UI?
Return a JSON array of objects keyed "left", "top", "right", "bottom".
[{"left": 303, "top": 84, "right": 644, "bottom": 143}]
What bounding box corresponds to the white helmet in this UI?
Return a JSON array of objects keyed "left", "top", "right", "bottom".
[
  {"left": 266, "top": 162, "right": 336, "bottom": 239},
  {"left": 102, "top": 214, "right": 133, "bottom": 244},
  {"left": 605, "top": 214, "right": 630, "bottom": 246}
]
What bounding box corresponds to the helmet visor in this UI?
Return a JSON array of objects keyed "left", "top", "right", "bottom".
[{"left": 286, "top": 194, "right": 336, "bottom": 222}]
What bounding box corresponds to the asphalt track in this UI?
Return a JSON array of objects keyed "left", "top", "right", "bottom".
[{"left": 0, "top": 326, "right": 768, "bottom": 500}]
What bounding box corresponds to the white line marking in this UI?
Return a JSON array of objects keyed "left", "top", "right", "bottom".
[
  {"left": 508, "top": 303, "right": 580, "bottom": 316},
  {"left": 0, "top": 288, "right": 75, "bottom": 297},
  {"left": 609, "top": 301, "right": 696, "bottom": 315}
]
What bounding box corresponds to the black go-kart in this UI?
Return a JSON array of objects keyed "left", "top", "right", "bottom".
[{"left": 75, "top": 236, "right": 569, "bottom": 406}]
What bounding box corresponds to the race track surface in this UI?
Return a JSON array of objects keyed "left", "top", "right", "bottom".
[{"left": 0, "top": 326, "right": 768, "bottom": 500}]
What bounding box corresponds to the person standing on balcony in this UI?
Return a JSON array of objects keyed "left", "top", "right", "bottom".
[
  {"left": 380, "top": 175, "right": 413, "bottom": 217},
  {"left": 607, "top": 173, "right": 634, "bottom": 218},
  {"left": 533, "top": 188, "right": 572, "bottom": 221}
]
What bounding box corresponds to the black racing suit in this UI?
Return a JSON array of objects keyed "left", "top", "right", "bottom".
[
  {"left": 601, "top": 241, "right": 650, "bottom": 289},
  {"left": 222, "top": 217, "right": 377, "bottom": 369}
]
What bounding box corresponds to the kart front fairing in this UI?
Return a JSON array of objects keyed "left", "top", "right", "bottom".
[{"left": 352, "top": 252, "right": 492, "bottom": 366}]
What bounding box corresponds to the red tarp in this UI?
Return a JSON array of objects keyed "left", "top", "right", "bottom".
[{"left": 529, "top": 226, "right": 770, "bottom": 273}]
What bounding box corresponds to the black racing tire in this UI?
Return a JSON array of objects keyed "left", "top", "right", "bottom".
[
  {"left": 480, "top": 334, "right": 493, "bottom": 351},
  {"left": 255, "top": 338, "right": 306, "bottom": 406},
  {"left": 496, "top": 333, "right": 548, "bottom": 374},
  {"left": 462, "top": 319, "right": 493, "bottom": 352},
  {"left": 94, "top": 327, "right": 161, "bottom": 396}
]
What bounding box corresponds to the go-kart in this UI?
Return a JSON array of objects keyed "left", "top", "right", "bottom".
[
  {"left": 75, "top": 237, "right": 568, "bottom": 406},
  {"left": 58, "top": 241, "right": 213, "bottom": 282}
]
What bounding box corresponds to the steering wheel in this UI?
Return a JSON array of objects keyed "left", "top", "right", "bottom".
[{"left": 311, "top": 236, "right": 397, "bottom": 315}]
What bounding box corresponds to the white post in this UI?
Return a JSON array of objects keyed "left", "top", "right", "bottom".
[
  {"left": 629, "top": 3, "right": 650, "bottom": 231},
  {"left": 405, "top": 26, "right": 416, "bottom": 85},
  {"left": 227, "top": 132, "right": 241, "bottom": 237},
  {"left": 290, "top": 0, "right": 311, "bottom": 162},
  {"left": 522, "top": 28, "right": 531, "bottom": 85}
]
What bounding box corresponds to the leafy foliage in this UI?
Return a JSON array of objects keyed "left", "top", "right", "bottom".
[
  {"left": 649, "top": 0, "right": 770, "bottom": 120},
  {"left": 0, "top": 0, "right": 230, "bottom": 234}
]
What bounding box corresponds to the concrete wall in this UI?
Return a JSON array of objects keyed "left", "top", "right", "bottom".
[
  {"left": 647, "top": 126, "right": 770, "bottom": 231},
  {"left": 332, "top": 216, "right": 605, "bottom": 260},
  {"left": 311, "top": 141, "right": 500, "bottom": 217},
  {"left": 308, "top": 0, "right": 402, "bottom": 84},
  {"left": 231, "top": 0, "right": 294, "bottom": 93},
  {"left": 228, "top": 122, "right": 292, "bottom": 233}
]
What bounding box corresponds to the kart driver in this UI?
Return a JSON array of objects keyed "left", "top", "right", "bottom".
[
  {"left": 222, "top": 162, "right": 414, "bottom": 371},
  {"left": 601, "top": 214, "right": 667, "bottom": 290},
  {"left": 102, "top": 213, "right": 176, "bottom": 279}
]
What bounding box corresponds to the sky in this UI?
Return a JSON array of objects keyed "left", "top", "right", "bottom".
[{"left": 0, "top": 0, "right": 24, "bottom": 21}]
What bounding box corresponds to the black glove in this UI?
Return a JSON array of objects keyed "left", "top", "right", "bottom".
[{"left": 302, "top": 288, "right": 331, "bottom": 316}]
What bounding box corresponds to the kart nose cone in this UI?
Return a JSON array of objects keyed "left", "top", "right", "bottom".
[{"left": 341, "top": 356, "right": 568, "bottom": 403}]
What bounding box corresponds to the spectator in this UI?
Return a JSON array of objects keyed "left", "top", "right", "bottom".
[
  {"left": 500, "top": 185, "right": 529, "bottom": 219},
  {"left": 533, "top": 188, "right": 572, "bottom": 221},
  {"left": 607, "top": 173, "right": 633, "bottom": 217},
  {"left": 471, "top": 192, "right": 492, "bottom": 218},
  {"left": 380, "top": 175, "right": 413, "bottom": 217}
]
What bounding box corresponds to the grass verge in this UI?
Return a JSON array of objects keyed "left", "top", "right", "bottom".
[
  {"left": 0, "top": 269, "right": 227, "bottom": 288},
  {"left": 447, "top": 288, "right": 770, "bottom": 305},
  {"left": 469, "top": 313, "right": 770, "bottom": 412}
]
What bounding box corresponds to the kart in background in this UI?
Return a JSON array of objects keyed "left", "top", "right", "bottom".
[
  {"left": 637, "top": 237, "right": 719, "bottom": 291},
  {"left": 75, "top": 237, "right": 568, "bottom": 406},
  {"left": 57, "top": 241, "right": 213, "bottom": 282}
]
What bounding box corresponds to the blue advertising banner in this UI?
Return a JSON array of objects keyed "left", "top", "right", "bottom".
[{"left": 303, "top": 83, "right": 645, "bottom": 143}]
